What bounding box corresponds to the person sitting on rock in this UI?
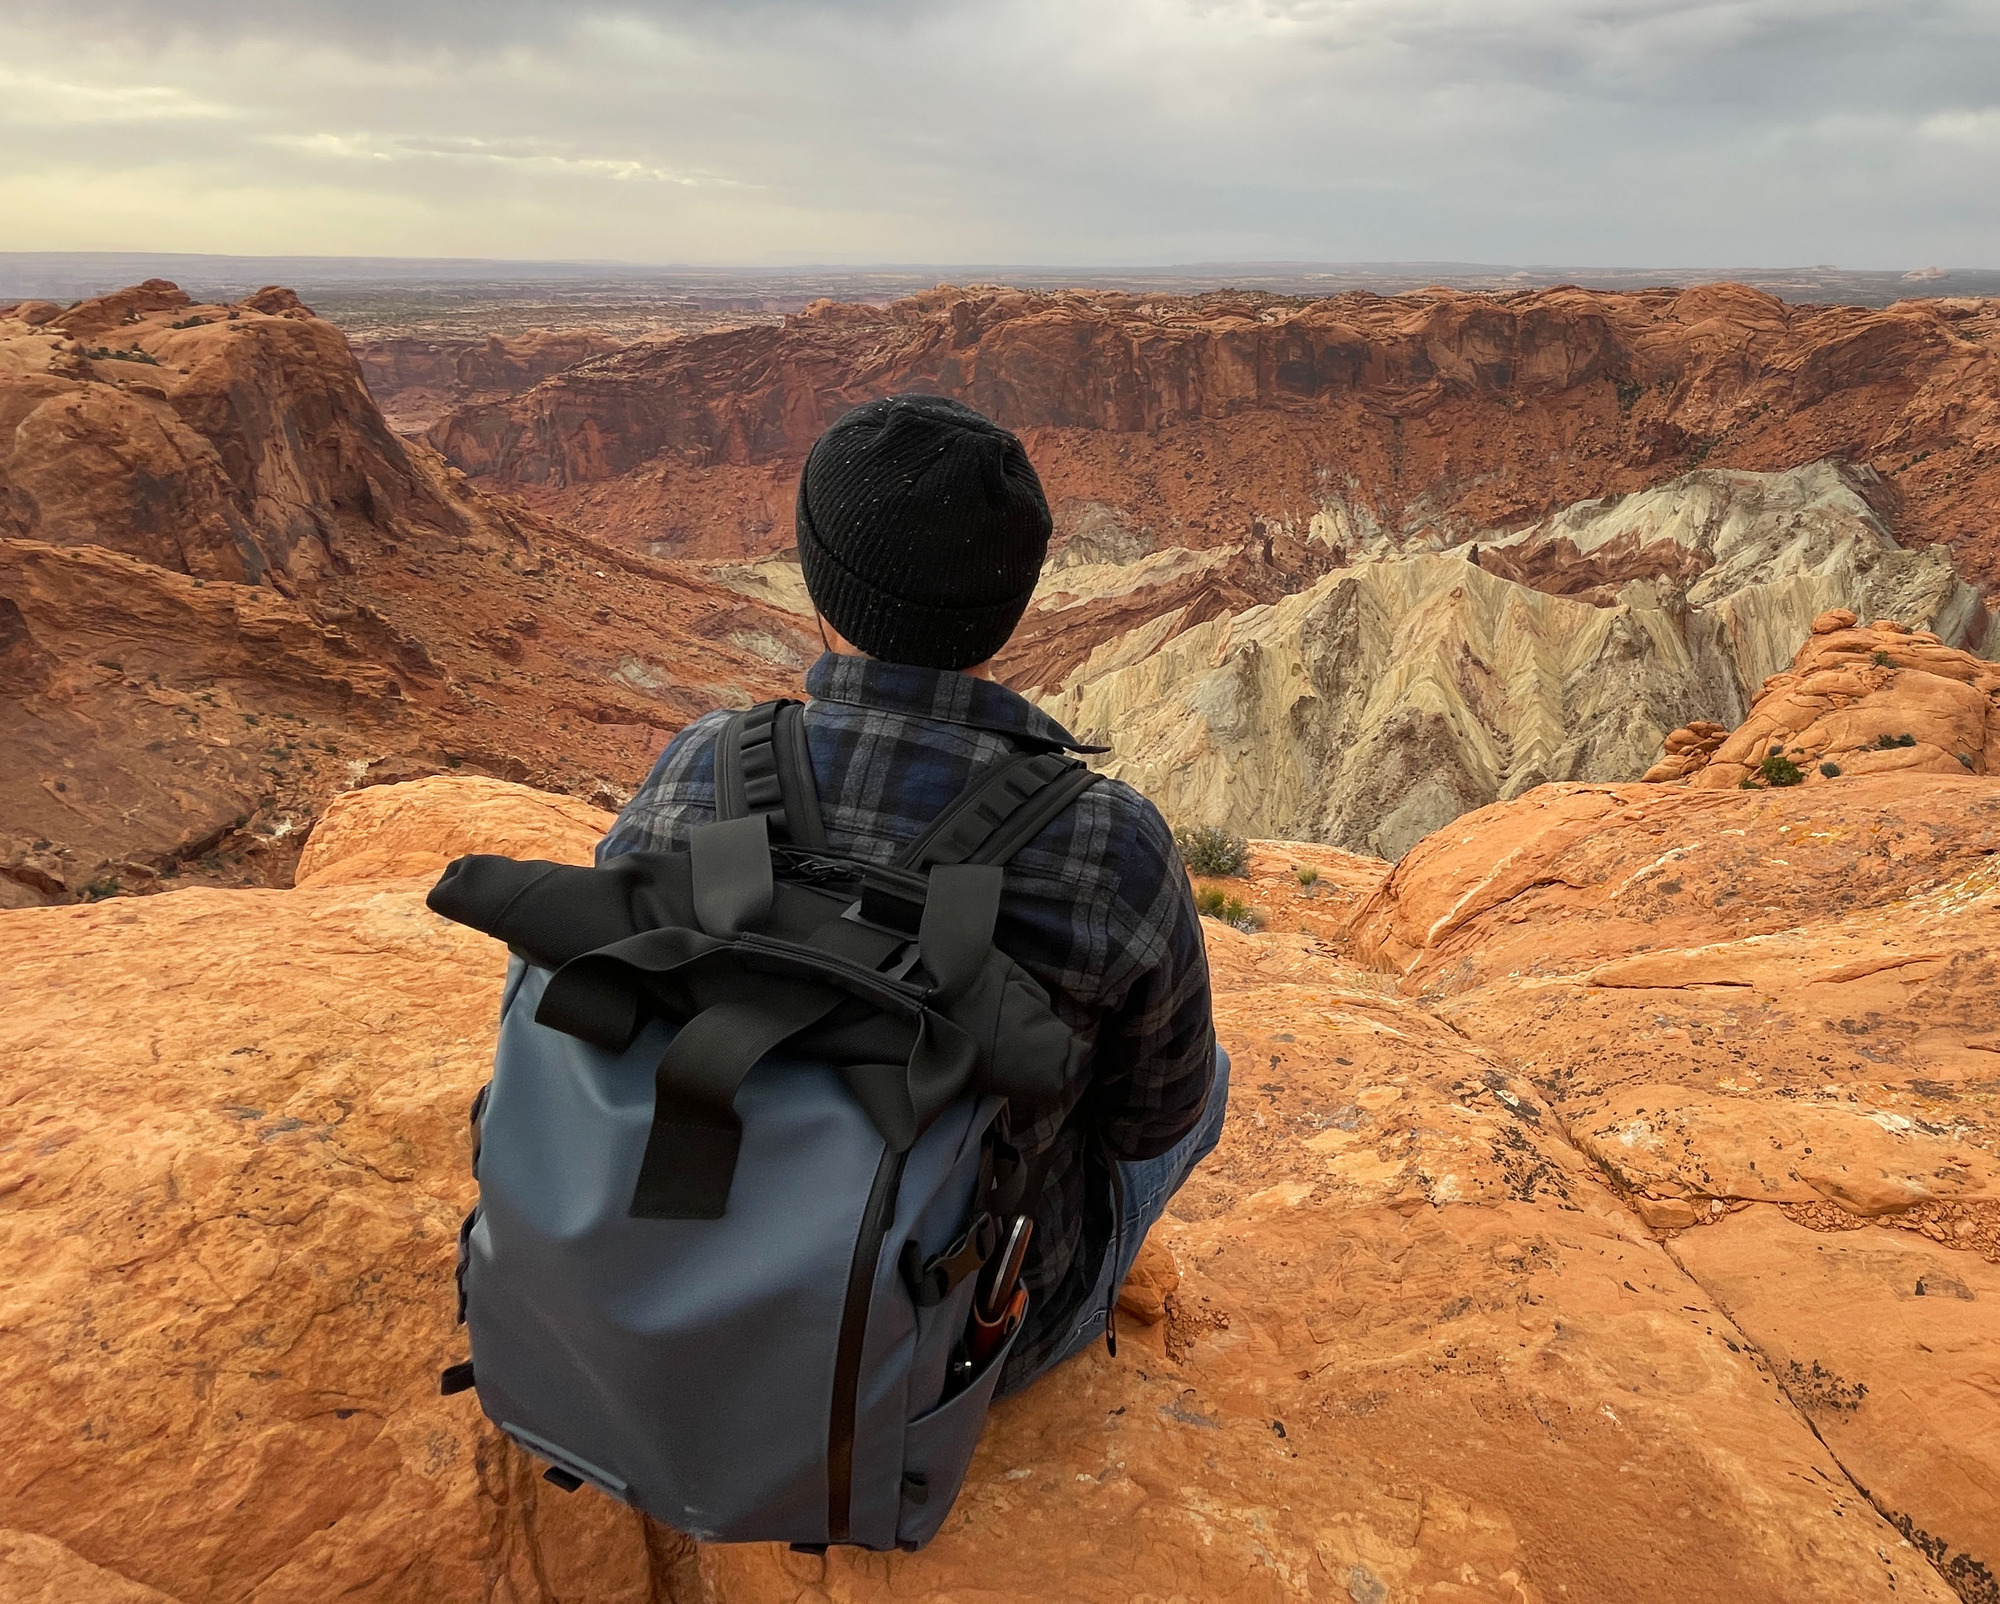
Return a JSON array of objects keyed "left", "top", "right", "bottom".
[{"left": 596, "top": 393, "right": 1225, "bottom": 1393}]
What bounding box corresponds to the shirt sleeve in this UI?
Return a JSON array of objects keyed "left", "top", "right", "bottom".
[
  {"left": 1081, "top": 810, "right": 1217, "bottom": 1163},
  {"left": 594, "top": 710, "right": 731, "bottom": 864}
]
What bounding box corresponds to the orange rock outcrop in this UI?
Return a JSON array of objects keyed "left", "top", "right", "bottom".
[
  {"left": 1347, "top": 764, "right": 2000, "bottom": 1599},
  {"left": 429, "top": 284, "right": 2000, "bottom": 589},
  {"left": 0, "top": 284, "right": 805, "bottom": 907},
  {"left": 1646, "top": 609, "right": 2000, "bottom": 788},
  {"left": 5, "top": 765, "right": 1993, "bottom": 1601}
]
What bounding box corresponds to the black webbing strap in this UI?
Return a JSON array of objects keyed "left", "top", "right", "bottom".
[
  {"left": 689, "top": 814, "right": 773, "bottom": 937},
  {"left": 917, "top": 864, "right": 1003, "bottom": 998},
  {"left": 714, "top": 699, "right": 827, "bottom": 848},
  {"left": 629, "top": 982, "right": 842, "bottom": 1219},
  {"left": 851, "top": 750, "right": 1103, "bottom": 937},
  {"left": 536, "top": 884, "right": 978, "bottom": 1217},
  {"left": 962, "top": 766, "right": 1104, "bottom": 867},
  {"left": 891, "top": 751, "right": 1105, "bottom": 874}
]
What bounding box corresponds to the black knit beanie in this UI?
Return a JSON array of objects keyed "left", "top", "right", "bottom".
[{"left": 796, "top": 394, "right": 1052, "bottom": 671}]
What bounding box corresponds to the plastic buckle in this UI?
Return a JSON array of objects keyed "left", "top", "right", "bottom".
[{"left": 900, "top": 1211, "right": 999, "bottom": 1307}]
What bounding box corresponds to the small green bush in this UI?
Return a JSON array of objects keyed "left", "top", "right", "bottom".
[
  {"left": 1194, "top": 885, "right": 1264, "bottom": 932},
  {"left": 1294, "top": 864, "right": 1320, "bottom": 887},
  {"left": 1899, "top": 733, "right": 1916, "bottom": 748},
  {"left": 1756, "top": 751, "right": 1805, "bottom": 787},
  {"left": 1820, "top": 761, "right": 1842, "bottom": 778},
  {"left": 1871, "top": 650, "right": 1894, "bottom": 667},
  {"left": 82, "top": 345, "right": 160, "bottom": 366},
  {"left": 1177, "top": 823, "right": 1249, "bottom": 877},
  {"left": 1959, "top": 753, "right": 1977, "bottom": 769}
]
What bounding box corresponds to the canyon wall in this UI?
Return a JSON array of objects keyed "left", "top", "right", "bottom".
[
  {"left": 1027, "top": 462, "right": 1992, "bottom": 857},
  {"left": 0, "top": 283, "right": 806, "bottom": 907},
  {"left": 428, "top": 283, "right": 2000, "bottom": 590},
  {"left": 351, "top": 330, "right": 628, "bottom": 434}
]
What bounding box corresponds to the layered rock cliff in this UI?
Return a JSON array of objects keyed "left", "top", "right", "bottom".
[
  {"left": 1028, "top": 462, "right": 1994, "bottom": 858},
  {"left": 0, "top": 283, "right": 806, "bottom": 907},
  {"left": 352, "top": 330, "right": 628, "bottom": 435},
  {"left": 428, "top": 282, "right": 2000, "bottom": 590},
  {"left": 6, "top": 740, "right": 1993, "bottom": 1601}
]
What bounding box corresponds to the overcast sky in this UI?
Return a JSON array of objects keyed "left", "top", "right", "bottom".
[{"left": 1, "top": 0, "right": 1995, "bottom": 267}]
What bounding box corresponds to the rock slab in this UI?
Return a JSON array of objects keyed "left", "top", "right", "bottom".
[{"left": 4, "top": 776, "right": 1978, "bottom": 1601}]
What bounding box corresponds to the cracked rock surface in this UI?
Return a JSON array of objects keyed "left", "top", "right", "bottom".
[{"left": 7, "top": 772, "right": 1991, "bottom": 1601}]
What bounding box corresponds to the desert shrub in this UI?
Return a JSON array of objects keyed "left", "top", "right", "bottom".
[
  {"left": 1615, "top": 380, "right": 1643, "bottom": 413},
  {"left": 169, "top": 316, "right": 209, "bottom": 329},
  {"left": 1177, "top": 823, "right": 1249, "bottom": 877},
  {"left": 1898, "top": 733, "right": 1916, "bottom": 748},
  {"left": 1959, "top": 753, "right": 1977, "bottom": 769},
  {"left": 1194, "top": 885, "right": 1264, "bottom": 932},
  {"left": 82, "top": 345, "right": 159, "bottom": 365},
  {"left": 1756, "top": 751, "right": 1805, "bottom": 787},
  {"left": 1872, "top": 650, "right": 1894, "bottom": 667},
  {"left": 1820, "top": 761, "right": 1842, "bottom": 778},
  {"left": 1294, "top": 864, "right": 1320, "bottom": 887}
]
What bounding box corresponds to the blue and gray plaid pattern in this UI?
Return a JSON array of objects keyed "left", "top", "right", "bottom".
[{"left": 598, "top": 651, "right": 1216, "bottom": 1382}]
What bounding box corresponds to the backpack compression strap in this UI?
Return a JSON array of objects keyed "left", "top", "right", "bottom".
[
  {"left": 854, "top": 751, "right": 1104, "bottom": 936},
  {"left": 714, "top": 699, "right": 827, "bottom": 849},
  {"left": 895, "top": 750, "right": 1103, "bottom": 871}
]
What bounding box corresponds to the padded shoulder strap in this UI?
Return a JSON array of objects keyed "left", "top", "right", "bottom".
[
  {"left": 713, "top": 699, "right": 828, "bottom": 849},
  {"left": 892, "top": 750, "right": 1104, "bottom": 873}
]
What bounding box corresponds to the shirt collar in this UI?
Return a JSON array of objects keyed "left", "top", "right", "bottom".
[{"left": 803, "top": 652, "right": 1106, "bottom": 753}]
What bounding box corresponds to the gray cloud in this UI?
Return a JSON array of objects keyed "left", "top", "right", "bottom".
[{"left": 1, "top": 0, "right": 1994, "bottom": 264}]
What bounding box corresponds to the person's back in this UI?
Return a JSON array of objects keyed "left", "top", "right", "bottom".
[{"left": 600, "top": 394, "right": 1225, "bottom": 1391}]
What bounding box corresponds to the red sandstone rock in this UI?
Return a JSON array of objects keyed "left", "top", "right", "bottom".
[
  {"left": 1346, "top": 772, "right": 2000, "bottom": 992},
  {"left": 1407, "top": 799, "right": 2000, "bottom": 1598},
  {"left": 0, "top": 286, "right": 806, "bottom": 908},
  {"left": 4, "top": 300, "right": 63, "bottom": 328},
  {"left": 351, "top": 329, "right": 628, "bottom": 435},
  {"left": 292, "top": 776, "right": 611, "bottom": 887},
  {"left": 1, "top": 777, "right": 1975, "bottom": 1602},
  {"left": 428, "top": 284, "right": 2000, "bottom": 589},
  {"left": 1644, "top": 616, "right": 2000, "bottom": 788}
]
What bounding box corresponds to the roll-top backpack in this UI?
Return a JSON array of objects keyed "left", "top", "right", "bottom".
[{"left": 425, "top": 698, "right": 1101, "bottom": 1550}]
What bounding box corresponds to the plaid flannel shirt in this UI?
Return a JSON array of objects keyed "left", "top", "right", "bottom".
[{"left": 598, "top": 651, "right": 1216, "bottom": 1384}]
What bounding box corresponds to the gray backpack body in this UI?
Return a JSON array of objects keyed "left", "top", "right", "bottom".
[{"left": 426, "top": 700, "right": 1100, "bottom": 1550}]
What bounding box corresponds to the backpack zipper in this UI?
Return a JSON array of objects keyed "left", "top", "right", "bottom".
[{"left": 826, "top": 1142, "right": 907, "bottom": 1544}]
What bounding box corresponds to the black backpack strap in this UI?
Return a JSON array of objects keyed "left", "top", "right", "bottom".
[
  {"left": 714, "top": 699, "right": 827, "bottom": 849},
  {"left": 891, "top": 751, "right": 1104, "bottom": 873}
]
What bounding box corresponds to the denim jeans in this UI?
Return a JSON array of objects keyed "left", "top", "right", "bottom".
[{"left": 1003, "top": 1045, "right": 1231, "bottom": 1395}]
